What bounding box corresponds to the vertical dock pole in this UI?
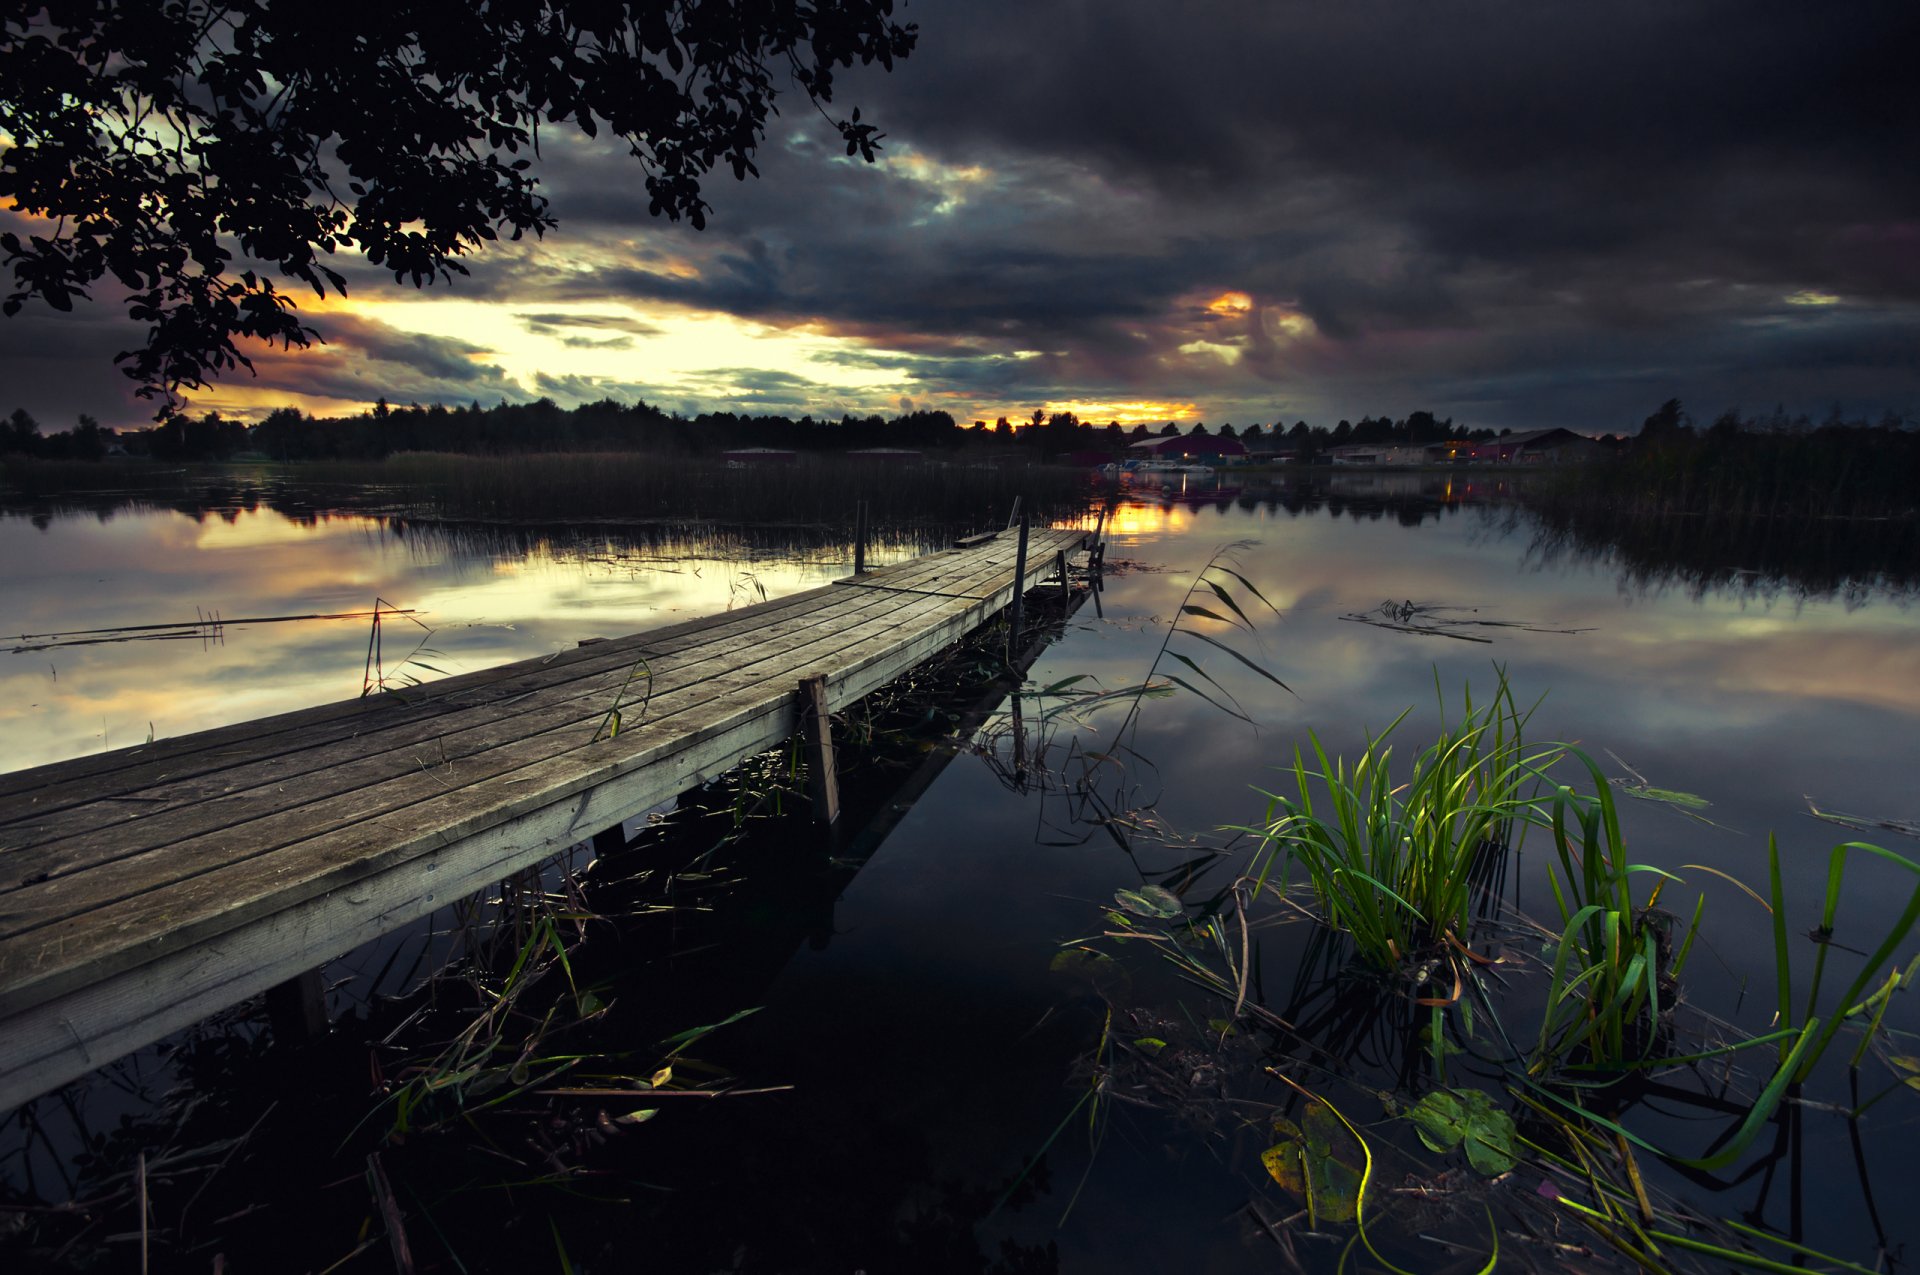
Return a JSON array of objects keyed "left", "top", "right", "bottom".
[
  {"left": 853, "top": 499, "right": 869, "bottom": 576},
  {"left": 1007, "top": 512, "right": 1031, "bottom": 640},
  {"left": 592, "top": 823, "right": 628, "bottom": 859},
  {"left": 266, "top": 968, "right": 328, "bottom": 1044},
  {"left": 1092, "top": 503, "right": 1112, "bottom": 586},
  {"left": 1055, "top": 549, "right": 1070, "bottom": 604},
  {"left": 800, "top": 673, "right": 840, "bottom": 827}
]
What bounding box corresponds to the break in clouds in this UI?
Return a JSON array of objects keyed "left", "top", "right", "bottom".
[{"left": 2, "top": 0, "right": 1916, "bottom": 433}]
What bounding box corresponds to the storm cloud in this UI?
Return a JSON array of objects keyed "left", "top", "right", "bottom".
[{"left": 2, "top": 0, "right": 1915, "bottom": 431}]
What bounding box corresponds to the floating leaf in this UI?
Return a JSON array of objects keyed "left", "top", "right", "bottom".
[
  {"left": 1049, "top": 947, "right": 1129, "bottom": 992},
  {"left": 647, "top": 1065, "right": 673, "bottom": 1089},
  {"left": 1623, "top": 785, "right": 1711, "bottom": 810},
  {"left": 1408, "top": 1088, "right": 1518, "bottom": 1176},
  {"left": 617, "top": 1108, "right": 658, "bottom": 1125},
  {"left": 1132, "top": 1037, "right": 1168, "bottom": 1054},
  {"left": 1114, "top": 885, "right": 1183, "bottom": 919},
  {"left": 1261, "top": 1103, "right": 1363, "bottom": 1222}
]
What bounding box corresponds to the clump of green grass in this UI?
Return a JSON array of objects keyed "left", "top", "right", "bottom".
[
  {"left": 1250, "top": 672, "right": 1556, "bottom": 976},
  {"left": 1530, "top": 752, "right": 1702, "bottom": 1073}
]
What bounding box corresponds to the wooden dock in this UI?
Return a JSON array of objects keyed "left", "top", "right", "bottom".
[{"left": 0, "top": 526, "right": 1087, "bottom": 1111}]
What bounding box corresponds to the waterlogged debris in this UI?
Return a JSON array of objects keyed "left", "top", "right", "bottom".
[
  {"left": 1114, "top": 884, "right": 1184, "bottom": 919},
  {"left": 1409, "top": 1088, "right": 1518, "bottom": 1176},
  {"left": 1623, "top": 785, "right": 1711, "bottom": 809},
  {"left": 1806, "top": 796, "right": 1920, "bottom": 842},
  {"left": 1606, "top": 748, "right": 1735, "bottom": 829},
  {"left": 1261, "top": 1100, "right": 1365, "bottom": 1223},
  {"left": 1338, "top": 598, "right": 1593, "bottom": 644}
]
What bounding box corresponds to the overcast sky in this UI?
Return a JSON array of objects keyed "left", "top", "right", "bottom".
[{"left": 4, "top": 0, "right": 1917, "bottom": 435}]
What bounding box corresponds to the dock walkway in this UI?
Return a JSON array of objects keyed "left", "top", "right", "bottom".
[{"left": 0, "top": 526, "right": 1086, "bottom": 1110}]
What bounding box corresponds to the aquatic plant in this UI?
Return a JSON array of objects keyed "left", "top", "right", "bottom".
[
  {"left": 1530, "top": 753, "right": 1702, "bottom": 1073},
  {"left": 1250, "top": 672, "right": 1553, "bottom": 976}
]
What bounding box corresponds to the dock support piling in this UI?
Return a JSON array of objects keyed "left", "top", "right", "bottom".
[
  {"left": 1008, "top": 513, "right": 1031, "bottom": 639},
  {"left": 1055, "top": 549, "right": 1070, "bottom": 603},
  {"left": 800, "top": 674, "right": 840, "bottom": 827},
  {"left": 592, "top": 823, "right": 628, "bottom": 859},
  {"left": 853, "top": 500, "right": 869, "bottom": 576},
  {"left": 266, "top": 967, "right": 328, "bottom": 1044}
]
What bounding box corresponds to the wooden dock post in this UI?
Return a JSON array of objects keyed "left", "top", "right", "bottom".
[
  {"left": 1055, "top": 549, "right": 1070, "bottom": 603},
  {"left": 592, "top": 823, "right": 628, "bottom": 858},
  {"left": 799, "top": 674, "right": 840, "bottom": 826},
  {"left": 1007, "top": 512, "right": 1031, "bottom": 639},
  {"left": 1091, "top": 502, "right": 1113, "bottom": 586},
  {"left": 853, "top": 499, "right": 869, "bottom": 576},
  {"left": 265, "top": 968, "right": 328, "bottom": 1043}
]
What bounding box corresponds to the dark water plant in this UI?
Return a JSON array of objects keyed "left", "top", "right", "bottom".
[
  {"left": 1530, "top": 753, "right": 1702, "bottom": 1075},
  {"left": 1250, "top": 673, "right": 1553, "bottom": 977},
  {"left": 1063, "top": 673, "right": 1920, "bottom": 1273}
]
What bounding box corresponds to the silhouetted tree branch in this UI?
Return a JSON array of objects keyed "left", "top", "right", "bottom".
[{"left": 0, "top": 1, "right": 916, "bottom": 411}]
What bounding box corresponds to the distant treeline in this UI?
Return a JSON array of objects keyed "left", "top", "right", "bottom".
[
  {"left": 1, "top": 396, "right": 1912, "bottom": 475},
  {"left": 1, "top": 399, "right": 1512, "bottom": 463},
  {"left": 1537, "top": 399, "right": 1919, "bottom": 520}
]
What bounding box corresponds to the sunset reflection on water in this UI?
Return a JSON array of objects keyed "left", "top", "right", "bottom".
[{"left": 1, "top": 507, "right": 858, "bottom": 772}]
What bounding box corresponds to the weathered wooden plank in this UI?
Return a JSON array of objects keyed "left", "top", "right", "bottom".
[
  {"left": 0, "top": 526, "right": 1084, "bottom": 1106},
  {"left": 0, "top": 578, "right": 839, "bottom": 801},
  {"left": 0, "top": 580, "right": 998, "bottom": 944},
  {"left": 0, "top": 551, "right": 1056, "bottom": 1019},
  {"left": 0, "top": 573, "right": 878, "bottom": 828},
  {"left": 0, "top": 570, "right": 921, "bottom": 857},
  {"left": 0, "top": 537, "right": 1002, "bottom": 812},
  {"left": 0, "top": 533, "right": 1082, "bottom": 946},
  {"left": 0, "top": 539, "right": 1063, "bottom": 858}
]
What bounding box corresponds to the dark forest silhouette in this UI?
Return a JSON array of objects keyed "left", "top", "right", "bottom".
[{"left": 3, "top": 397, "right": 1914, "bottom": 476}]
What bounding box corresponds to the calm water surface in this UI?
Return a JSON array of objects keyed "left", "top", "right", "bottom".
[{"left": 5, "top": 476, "right": 1918, "bottom": 1271}]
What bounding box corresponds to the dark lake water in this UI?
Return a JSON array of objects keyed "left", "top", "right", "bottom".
[{"left": 4, "top": 470, "right": 1918, "bottom": 1272}]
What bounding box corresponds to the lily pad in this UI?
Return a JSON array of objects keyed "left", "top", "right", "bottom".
[
  {"left": 1408, "top": 1088, "right": 1518, "bottom": 1176},
  {"left": 1113, "top": 885, "right": 1184, "bottom": 920},
  {"left": 1261, "top": 1100, "right": 1364, "bottom": 1223}
]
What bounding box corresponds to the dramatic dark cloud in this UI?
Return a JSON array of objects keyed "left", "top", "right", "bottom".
[{"left": 2, "top": 0, "right": 1915, "bottom": 432}]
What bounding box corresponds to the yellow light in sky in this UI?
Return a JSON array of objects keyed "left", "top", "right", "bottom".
[
  {"left": 1262, "top": 307, "right": 1318, "bottom": 339},
  {"left": 1178, "top": 338, "right": 1244, "bottom": 365},
  {"left": 338, "top": 297, "right": 906, "bottom": 400},
  {"left": 1032, "top": 399, "right": 1202, "bottom": 425},
  {"left": 1784, "top": 290, "right": 1841, "bottom": 307},
  {"left": 1206, "top": 291, "right": 1254, "bottom": 316}
]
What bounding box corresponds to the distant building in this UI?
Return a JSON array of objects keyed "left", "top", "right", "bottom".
[
  {"left": 1328, "top": 444, "right": 1429, "bottom": 466},
  {"left": 1127, "top": 434, "right": 1248, "bottom": 461},
  {"left": 1463, "top": 429, "right": 1598, "bottom": 465},
  {"left": 847, "top": 448, "right": 922, "bottom": 462}
]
